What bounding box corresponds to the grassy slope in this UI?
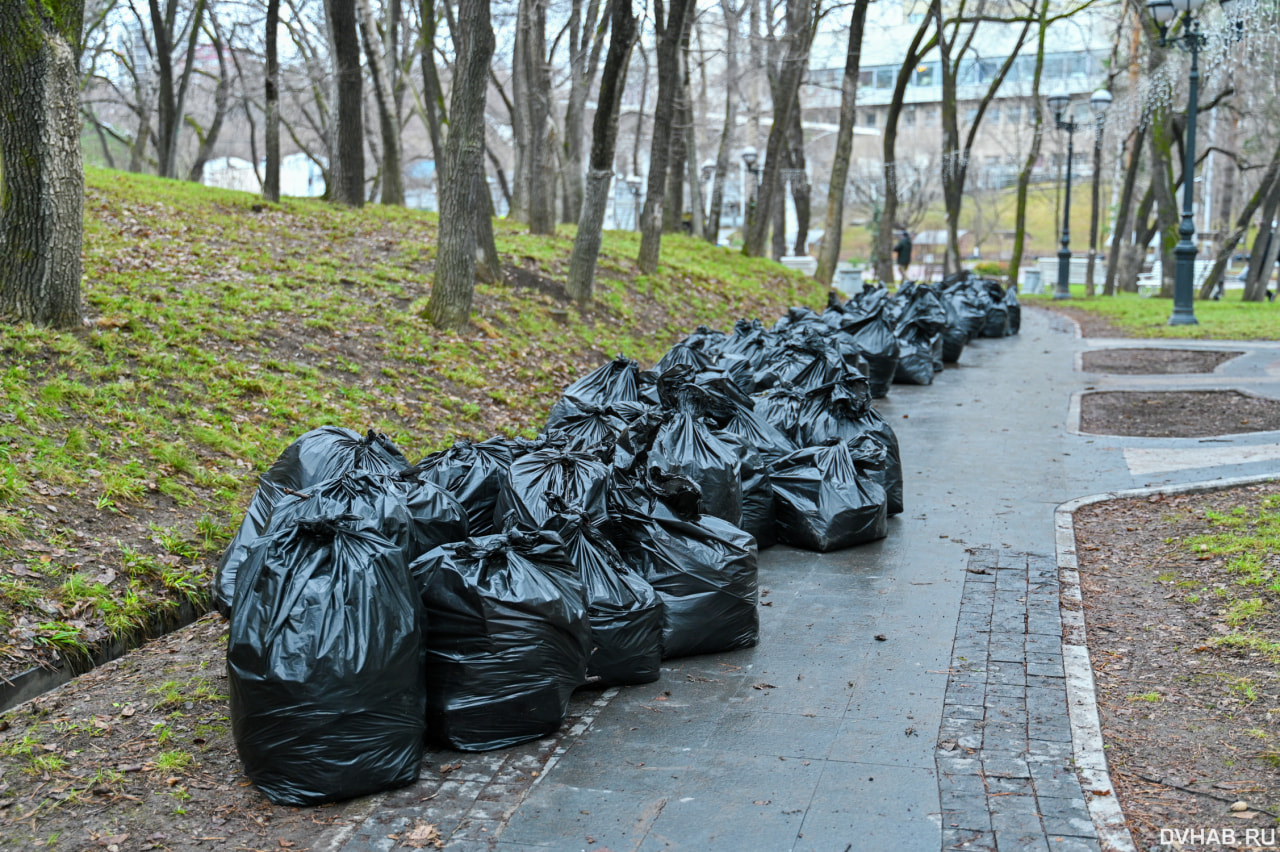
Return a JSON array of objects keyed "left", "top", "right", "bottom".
[
  {"left": 0, "top": 167, "right": 825, "bottom": 669},
  {"left": 1022, "top": 288, "right": 1280, "bottom": 340}
]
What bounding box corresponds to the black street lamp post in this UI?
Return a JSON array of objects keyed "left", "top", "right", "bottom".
[
  {"left": 1048, "top": 94, "right": 1080, "bottom": 300},
  {"left": 1146, "top": 0, "right": 1239, "bottom": 323}
]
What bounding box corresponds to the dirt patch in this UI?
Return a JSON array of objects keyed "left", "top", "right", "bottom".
[
  {"left": 0, "top": 613, "right": 608, "bottom": 849},
  {"left": 1079, "top": 390, "right": 1280, "bottom": 437},
  {"left": 1081, "top": 348, "right": 1244, "bottom": 375},
  {"left": 1073, "top": 483, "right": 1280, "bottom": 851}
]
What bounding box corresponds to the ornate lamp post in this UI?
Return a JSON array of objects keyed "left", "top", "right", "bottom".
[
  {"left": 1146, "top": 0, "right": 1235, "bottom": 324},
  {"left": 1048, "top": 94, "right": 1080, "bottom": 300}
]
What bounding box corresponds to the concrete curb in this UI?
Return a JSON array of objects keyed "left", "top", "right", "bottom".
[{"left": 1055, "top": 472, "right": 1280, "bottom": 852}]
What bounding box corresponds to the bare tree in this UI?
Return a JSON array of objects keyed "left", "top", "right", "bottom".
[
  {"left": 637, "top": 0, "right": 695, "bottom": 273},
  {"left": 325, "top": 0, "right": 365, "bottom": 205},
  {"left": 814, "top": 0, "right": 869, "bottom": 285},
  {"left": 568, "top": 0, "right": 637, "bottom": 302},
  {"left": 186, "top": 9, "right": 229, "bottom": 183},
  {"left": 358, "top": 0, "right": 404, "bottom": 204},
  {"left": 562, "top": 0, "right": 609, "bottom": 223},
  {"left": 427, "top": 0, "right": 494, "bottom": 328},
  {"left": 264, "top": 0, "right": 281, "bottom": 201},
  {"left": 149, "top": 0, "right": 207, "bottom": 178},
  {"left": 0, "top": 0, "right": 85, "bottom": 328},
  {"left": 704, "top": 0, "right": 746, "bottom": 244}
]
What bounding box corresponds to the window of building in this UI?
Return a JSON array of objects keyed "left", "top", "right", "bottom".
[
  {"left": 965, "top": 106, "right": 979, "bottom": 124},
  {"left": 1005, "top": 104, "right": 1021, "bottom": 124},
  {"left": 1043, "top": 54, "right": 1066, "bottom": 79},
  {"left": 987, "top": 105, "right": 1001, "bottom": 124},
  {"left": 903, "top": 105, "right": 916, "bottom": 126},
  {"left": 858, "top": 69, "right": 873, "bottom": 88},
  {"left": 913, "top": 63, "right": 936, "bottom": 87},
  {"left": 907, "top": 12, "right": 926, "bottom": 23},
  {"left": 924, "top": 106, "right": 938, "bottom": 125},
  {"left": 874, "top": 68, "right": 895, "bottom": 89},
  {"left": 861, "top": 110, "right": 878, "bottom": 127}
]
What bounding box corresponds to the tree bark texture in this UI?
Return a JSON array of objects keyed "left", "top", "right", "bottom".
[
  {"left": 637, "top": 0, "right": 694, "bottom": 273},
  {"left": 787, "top": 95, "right": 809, "bottom": 256},
  {"left": 567, "top": 0, "right": 636, "bottom": 302},
  {"left": 1150, "top": 109, "right": 1178, "bottom": 298},
  {"left": 704, "top": 0, "right": 742, "bottom": 244},
  {"left": 326, "top": 0, "right": 365, "bottom": 206},
  {"left": 514, "top": 0, "right": 555, "bottom": 233},
  {"left": 0, "top": 0, "right": 85, "bottom": 328},
  {"left": 264, "top": 0, "right": 281, "bottom": 201},
  {"left": 358, "top": 0, "right": 404, "bottom": 205},
  {"left": 149, "top": 0, "right": 205, "bottom": 179},
  {"left": 419, "top": 0, "right": 447, "bottom": 171},
  {"left": 815, "top": 0, "right": 869, "bottom": 285},
  {"left": 427, "top": 0, "right": 494, "bottom": 328},
  {"left": 562, "top": 0, "right": 607, "bottom": 224},
  {"left": 742, "top": 0, "right": 813, "bottom": 258},
  {"left": 186, "top": 12, "right": 228, "bottom": 183},
  {"left": 1243, "top": 174, "right": 1280, "bottom": 301}
]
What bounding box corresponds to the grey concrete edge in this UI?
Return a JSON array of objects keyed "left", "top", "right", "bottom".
[{"left": 1055, "top": 472, "right": 1280, "bottom": 852}]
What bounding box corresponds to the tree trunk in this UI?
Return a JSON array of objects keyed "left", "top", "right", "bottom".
[
  {"left": 1199, "top": 144, "right": 1280, "bottom": 300},
  {"left": 637, "top": 0, "right": 694, "bottom": 274},
  {"left": 815, "top": 0, "right": 869, "bottom": 285},
  {"left": 568, "top": 0, "right": 637, "bottom": 303},
  {"left": 325, "top": 0, "right": 365, "bottom": 206},
  {"left": 0, "top": 0, "right": 84, "bottom": 328},
  {"left": 514, "top": 0, "right": 555, "bottom": 233},
  {"left": 427, "top": 0, "right": 494, "bottom": 328},
  {"left": 787, "top": 91, "right": 809, "bottom": 256},
  {"left": 150, "top": 0, "right": 206, "bottom": 179},
  {"left": 1150, "top": 110, "right": 1179, "bottom": 298},
  {"left": 1085, "top": 117, "right": 1104, "bottom": 296},
  {"left": 664, "top": 10, "right": 695, "bottom": 235},
  {"left": 1103, "top": 124, "right": 1145, "bottom": 295},
  {"left": 1244, "top": 175, "right": 1280, "bottom": 301},
  {"left": 742, "top": 0, "right": 813, "bottom": 258},
  {"left": 186, "top": 12, "right": 228, "bottom": 183},
  {"left": 358, "top": 0, "right": 403, "bottom": 205},
  {"left": 704, "top": 0, "right": 743, "bottom": 245},
  {"left": 873, "top": 18, "right": 936, "bottom": 281},
  {"left": 419, "top": 0, "right": 447, "bottom": 172},
  {"left": 562, "top": 0, "right": 606, "bottom": 225},
  {"left": 264, "top": 0, "right": 281, "bottom": 201},
  {"left": 1008, "top": 0, "right": 1050, "bottom": 290}
]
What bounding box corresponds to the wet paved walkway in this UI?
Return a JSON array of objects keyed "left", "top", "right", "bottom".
[{"left": 319, "top": 308, "right": 1280, "bottom": 852}]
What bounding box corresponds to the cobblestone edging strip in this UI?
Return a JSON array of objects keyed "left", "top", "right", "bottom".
[
  {"left": 939, "top": 548, "right": 1102, "bottom": 852},
  {"left": 1054, "top": 472, "right": 1280, "bottom": 852}
]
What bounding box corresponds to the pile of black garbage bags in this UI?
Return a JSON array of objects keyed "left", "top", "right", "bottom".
[{"left": 218, "top": 276, "right": 1018, "bottom": 806}]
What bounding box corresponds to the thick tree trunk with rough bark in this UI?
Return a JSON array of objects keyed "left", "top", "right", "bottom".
[
  {"left": 568, "top": 0, "right": 637, "bottom": 303},
  {"left": 637, "top": 0, "right": 694, "bottom": 273},
  {"left": 0, "top": 0, "right": 84, "bottom": 328},
  {"left": 1244, "top": 175, "right": 1280, "bottom": 301},
  {"left": 1150, "top": 111, "right": 1178, "bottom": 298},
  {"left": 427, "top": 0, "right": 494, "bottom": 328},
  {"left": 742, "top": 0, "right": 813, "bottom": 258},
  {"left": 787, "top": 99, "right": 809, "bottom": 256},
  {"left": 326, "top": 0, "right": 365, "bottom": 206},
  {"left": 264, "top": 0, "right": 281, "bottom": 201},
  {"left": 419, "top": 0, "right": 446, "bottom": 170},
  {"left": 514, "top": 0, "right": 555, "bottom": 233},
  {"left": 562, "top": 0, "right": 606, "bottom": 224},
  {"left": 815, "top": 0, "right": 868, "bottom": 285},
  {"left": 358, "top": 0, "right": 403, "bottom": 205}
]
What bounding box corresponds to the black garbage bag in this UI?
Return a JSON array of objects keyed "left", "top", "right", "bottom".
[
  {"left": 893, "top": 324, "right": 937, "bottom": 385},
  {"left": 252, "top": 470, "right": 467, "bottom": 567},
  {"left": 494, "top": 445, "right": 612, "bottom": 530},
  {"left": 715, "top": 430, "right": 777, "bottom": 549},
  {"left": 940, "top": 296, "right": 969, "bottom": 364},
  {"left": 655, "top": 341, "right": 715, "bottom": 374},
  {"left": 793, "top": 376, "right": 873, "bottom": 447},
  {"left": 410, "top": 527, "right": 591, "bottom": 751},
  {"left": 771, "top": 437, "right": 888, "bottom": 552},
  {"left": 544, "top": 497, "right": 663, "bottom": 686},
  {"left": 1004, "top": 285, "right": 1022, "bottom": 334},
  {"left": 837, "top": 312, "right": 900, "bottom": 399},
  {"left": 213, "top": 427, "right": 410, "bottom": 616},
  {"left": 655, "top": 364, "right": 751, "bottom": 427},
  {"left": 610, "top": 472, "right": 759, "bottom": 659},
  {"left": 793, "top": 381, "right": 903, "bottom": 516},
  {"left": 410, "top": 437, "right": 514, "bottom": 536},
  {"left": 228, "top": 516, "right": 425, "bottom": 806},
  {"left": 981, "top": 294, "right": 1010, "bottom": 338},
  {"left": 753, "top": 383, "right": 807, "bottom": 444},
  {"left": 649, "top": 408, "right": 743, "bottom": 526},
  {"left": 718, "top": 406, "right": 798, "bottom": 469},
  {"left": 547, "top": 354, "right": 644, "bottom": 428},
  {"left": 753, "top": 334, "right": 842, "bottom": 392},
  {"left": 682, "top": 325, "right": 729, "bottom": 359},
  {"left": 547, "top": 403, "right": 630, "bottom": 453}
]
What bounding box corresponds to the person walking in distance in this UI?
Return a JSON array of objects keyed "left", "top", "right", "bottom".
[{"left": 893, "top": 228, "right": 913, "bottom": 286}]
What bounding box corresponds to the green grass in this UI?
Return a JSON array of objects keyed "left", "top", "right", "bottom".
[
  {"left": 0, "top": 166, "right": 826, "bottom": 665},
  {"left": 1021, "top": 288, "right": 1280, "bottom": 340}
]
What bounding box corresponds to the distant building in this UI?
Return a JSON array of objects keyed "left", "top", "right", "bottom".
[{"left": 203, "top": 157, "right": 259, "bottom": 193}]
